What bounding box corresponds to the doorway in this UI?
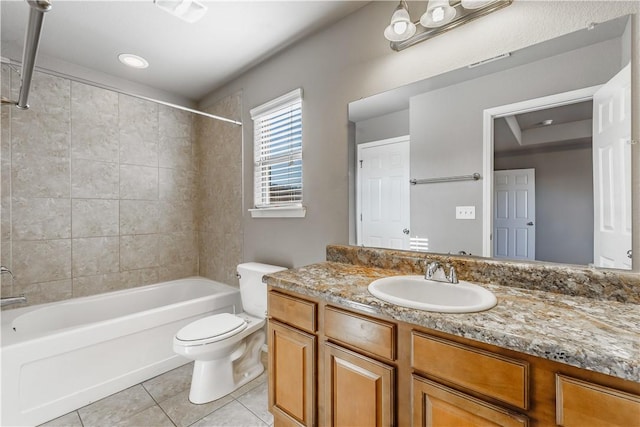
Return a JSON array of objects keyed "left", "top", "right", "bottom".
[{"left": 356, "top": 136, "right": 410, "bottom": 249}]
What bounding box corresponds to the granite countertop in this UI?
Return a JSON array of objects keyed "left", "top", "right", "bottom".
[{"left": 265, "top": 261, "right": 640, "bottom": 383}]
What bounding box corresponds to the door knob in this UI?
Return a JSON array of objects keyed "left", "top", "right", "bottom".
[
  {"left": 527, "top": 222, "right": 534, "bottom": 226},
  {"left": 403, "top": 228, "right": 410, "bottom": 235},
  {"left": 628, "top": 250, "right": 632, "bottom": 259}
]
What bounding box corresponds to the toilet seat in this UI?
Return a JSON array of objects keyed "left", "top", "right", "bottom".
[{"left": 175, "top": 313, "right": 247, "bottom": 346}]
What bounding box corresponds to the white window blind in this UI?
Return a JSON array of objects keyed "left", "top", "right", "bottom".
[{"left": 250, "top": 89, "right": 303, "bottom": 210}]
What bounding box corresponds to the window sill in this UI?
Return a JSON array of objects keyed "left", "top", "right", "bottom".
[{"left": 249, "top": 206, "right": 307, "bottom": 218}]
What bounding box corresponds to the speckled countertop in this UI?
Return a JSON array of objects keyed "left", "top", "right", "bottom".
[{"left": 265, "top": 261, "right": 640, "bottom": 383}]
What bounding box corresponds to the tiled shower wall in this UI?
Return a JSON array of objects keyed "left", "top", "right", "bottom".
[
  {"left": 195, "top": 93, "right": 243, "bottom": 286},
  {"left": 1, "top": 65, "right": 198, "bottom": 306}
]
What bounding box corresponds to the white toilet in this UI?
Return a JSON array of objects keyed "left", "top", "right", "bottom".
[{"left": 173, "top": 262, "right": 286, "bottom": 404}]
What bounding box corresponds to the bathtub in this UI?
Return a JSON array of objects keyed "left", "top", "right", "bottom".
[{"left": 1, "top": 277, "right": 242, "bottom": 426}]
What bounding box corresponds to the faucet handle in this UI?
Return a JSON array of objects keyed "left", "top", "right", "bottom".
[
  {"left": 0, "top": 266, "right": 13, "bottom": 278},
  {"left": 448, "top": 266, "right": 458, "bottom": 284}
]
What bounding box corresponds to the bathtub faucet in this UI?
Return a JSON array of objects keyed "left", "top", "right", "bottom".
[
  {"left": 0, "top": 266, "right": 13, "bottom": 278},
  {"left": 1, "top": 295, "right": 26, "bottom": 307}
]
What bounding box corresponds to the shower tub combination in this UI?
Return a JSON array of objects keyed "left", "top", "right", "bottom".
[{"left": 1, "top": 277, "right": 242, "bottom": 426}]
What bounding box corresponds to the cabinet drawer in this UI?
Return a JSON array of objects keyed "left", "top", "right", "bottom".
[
  {"left": 413, "top": 375, "right": 529, "bottom": 427},
  {"left": 268, "top": 291, "right": 317, "bottom": 333},
  {"left": 556, "top": 374, "right": 640, "bottom": 427},
  {"left": 412, "top": 332, "right": 529, "bottom": 410},
  {"left": 324, "top": 306, "right": 396, "bottom": 360}
]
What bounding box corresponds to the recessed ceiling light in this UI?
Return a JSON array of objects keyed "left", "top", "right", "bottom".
[
  {"left": 118, "top": 53, "right": 149, "bottom": 69},
  {"left": 538, "top": 119, "right": 554, "bottom": 126},
  {"left": 154, "top": 0, "right": 208, "bottom": 23}
]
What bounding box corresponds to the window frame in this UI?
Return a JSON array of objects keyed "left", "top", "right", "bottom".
[{"left": 249, "top": 88, "right": 306, "bottom": 218}]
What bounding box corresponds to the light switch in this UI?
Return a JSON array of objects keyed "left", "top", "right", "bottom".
[{"left": 456, "top": 206, "right": 475, "bottom": 220}]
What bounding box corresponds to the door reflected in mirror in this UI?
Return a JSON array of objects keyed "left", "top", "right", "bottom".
[{"left": 351, "top": 14, "right": 633, "bottom": 270}]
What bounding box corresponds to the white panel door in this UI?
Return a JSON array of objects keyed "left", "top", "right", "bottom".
[
  {"left": 493, "top": 169, "right": 535, "bottom": 260},
  {"left": 357, "top": 137, "right": 410, "bottom": 250},
  {"left": 593, "top": 63, "right": 632, "bottom": 269}
]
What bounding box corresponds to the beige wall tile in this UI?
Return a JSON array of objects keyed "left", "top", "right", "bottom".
[
  {"left": 159, "top": 105, "right": 192, "bottom": 138},
  {"left": 120, "top": 267, "right": 159, "bottom": 288},
  {"left": 72, "top": 272, "right": 124, "bottom": 297},
  {"left": 159, "top": 168, "right": 194, "bottom": 201},
  {"left": 159, "top": 136, "right": 193, "bottom": 170},
  {"left": 71, "top": 159, "right": 119, "bottom": 199},
  {"left": 11, "top": 73, "right": 70, "bottom": 159},
  {"left": 72, "top": 237, "right": 120, "bottom": 277},
  {"left": 157, "top": 262, "right": 197, "bottom": 282},
  {"left": 119, "top": 136, "right": 158, "bottom": 167},
  {"left": 0, "top": 241, "right": 12, "bottom": 296},
  {"left": 12, "top": 239, "right": 71, "bottom": 284},
  {"left": 12, "top": 197, "right": 71, "bottom": 240},
  {"left": 160, "top": 200, "right": 195, "bottom": 233},
  {"left": 72, "top": 199, "right": 119, "bottom": 237},
  {"left": 12, "top": 153, "right": 70, "bottom": 198},
  {"left": 1, "top": 192, "right": 10, "bottom": 242},
  {"left": 120, "top": 234, "right": 159, "bottom": 270},
  {"left": 71, "top": 82, "right": 119, "bottom": 162},
  {"left": 119, "top": 94, "right": 158, "bottom": 146},
  {"left": 120, "top": 200, "right": 159, "bottom": 235},
  {"left": 158, "top": 231, "right": 197, "bottom": 267},
  {"left": 13, "top": 279, "right": 72, "bottom": 305},
  {"left": 120, "top": 164, "right": 158, "bottom": 200}
]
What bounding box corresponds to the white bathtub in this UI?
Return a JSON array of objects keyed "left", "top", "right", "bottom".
[{"left": 1, "top": 277, "right": 242, "bottom": 426}]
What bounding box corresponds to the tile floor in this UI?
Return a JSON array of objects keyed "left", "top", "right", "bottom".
[{"left": 39, "top": 362, "right": 272, "bottom": 427}]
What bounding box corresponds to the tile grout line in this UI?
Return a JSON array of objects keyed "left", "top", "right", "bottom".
[{"left": 141, "top": 383, "right": 178, "bottom": 427}]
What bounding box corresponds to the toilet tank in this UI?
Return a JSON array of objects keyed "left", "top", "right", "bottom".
[{"left": 237, "top": 262, "right": 287, "bottom": 318}]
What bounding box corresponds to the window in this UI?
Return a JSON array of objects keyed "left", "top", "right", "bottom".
[{"left": 249, "top": 88, "right": 305, "bottom": 218}]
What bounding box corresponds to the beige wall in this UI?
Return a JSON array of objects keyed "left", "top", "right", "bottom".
[
  {"left": 199, "top": 0, "right": 640, "bottom": 271},
  {"left": 195, "top": 93, "right": 244, "bottom": 287},
  {"left": 1, "top": 66, "right": 198, "bottom": 307}
]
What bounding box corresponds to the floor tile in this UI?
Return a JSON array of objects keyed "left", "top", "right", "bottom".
[
  {"left": 189, "top": 400, "right": 268, "bottom": 427},
  {"left": 230, "top": 371, "right": 267, "bottom": 399},
  {"left": 143, "top": 362, "right": 194, "bottom": 402},
  {"left": 237, "top": 382, "right": 273, "bottom": 425},
  {"left": 159, "top": 390, "right": 233, "bottom": 427},
  {"left": 114, "top": 405, "right": 175, "bottom": 427},
  {"left": 38, "top": 411, "right": 83, "bottom": 427},
  {"left": 78, "top": 385, "right": 156, "bottom": 427}
]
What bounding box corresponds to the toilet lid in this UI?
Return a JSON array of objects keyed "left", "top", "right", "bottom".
[{"left": 176, "top": 313, "right": 247, "bottom": 342}]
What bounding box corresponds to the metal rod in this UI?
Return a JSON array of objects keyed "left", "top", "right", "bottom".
[
  {"left": 1, "top": 56, "right": 242, "bottom": 126},
  {"left": 16, "top": 0, "right": 52, "bottom": 109},
  {"left": 410, "top": 172, "right": 481, "bottom": 185}
]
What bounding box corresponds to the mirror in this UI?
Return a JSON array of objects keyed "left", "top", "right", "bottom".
[{"left": 349, "top": 14, "right": 633, "bottom": 270}]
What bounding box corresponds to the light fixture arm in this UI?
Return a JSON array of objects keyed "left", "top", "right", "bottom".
[{"left": 388, "top": 0, "right": 513, "bottom": 51}]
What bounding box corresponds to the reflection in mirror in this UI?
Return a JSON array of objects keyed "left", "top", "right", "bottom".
[{"left": 350, "top": 14, "right": 632, "bottom": 270}]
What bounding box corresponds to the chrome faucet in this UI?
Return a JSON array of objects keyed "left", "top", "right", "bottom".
[
  {"left": 425, "top": 261, "right": 458, "bottom": 284},
  {"left": 0, "top": 266, "right": 13, "bottom": 278},
  {"left": 1, "top": 295, "right": 26, "bottom": 307}
]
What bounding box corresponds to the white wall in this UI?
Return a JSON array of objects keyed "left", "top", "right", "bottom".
[{"left": 200, "top": 1, "right": 640, "bottom": 270}]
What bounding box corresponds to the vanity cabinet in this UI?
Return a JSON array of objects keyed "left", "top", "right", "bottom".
[
  {"left": 267, "top": 287, "right": 640, "bottom": 427},
  {"left": 323, "top": 307, "right": 397, "bottom": 426},
  {"left": 268, "top": 291, "right": 317, "bottom": 427}
]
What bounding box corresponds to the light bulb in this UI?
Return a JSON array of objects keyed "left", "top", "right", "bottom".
[
  {"left": 432, "top": 7, "right": 445, "bottom": 23},
  {"left": 393, "top": 21, "right": 408, "bottom": 34}
]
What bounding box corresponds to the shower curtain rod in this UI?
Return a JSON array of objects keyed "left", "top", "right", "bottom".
[
  {"left": 1, "top": 0, "right": 51, "bottom": 109},
  {"left": 1, "top": 57, "right": 243, "bottom": 126}
]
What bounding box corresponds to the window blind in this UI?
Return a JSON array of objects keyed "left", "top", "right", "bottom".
[{"left": 251, "top": 89, "right": 303, "bottom": 209}]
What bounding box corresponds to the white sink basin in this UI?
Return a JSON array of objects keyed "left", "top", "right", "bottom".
[{"left": 368, "top": 275, "right": 497, "bottom": 313}]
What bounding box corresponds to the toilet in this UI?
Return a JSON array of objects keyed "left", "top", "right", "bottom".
[{"left": 173, "top": 262, "right": 286, "bottom": 404}]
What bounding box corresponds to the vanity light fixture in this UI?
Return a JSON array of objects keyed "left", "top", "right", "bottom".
[
  {"left": 385, "top": 0, "right": 513, "bottom": 51},
  {"left": 118, "top": 53, "right": 149, "bottom": 69}
]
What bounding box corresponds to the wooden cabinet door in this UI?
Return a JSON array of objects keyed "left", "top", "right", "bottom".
[
  {"left": 412, "top": 375, "right": 529, "bottom": 427},
  {"left": 556, "top": 374, "right": 640, "bottom": 427},
  {"left": 324, "top": 342, "right": 395, "bottom": 427},
  {"left": 268, "top": 320, "right": 316, "bottom": 427}
]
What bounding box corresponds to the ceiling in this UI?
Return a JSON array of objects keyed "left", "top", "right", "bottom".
[
  {"left": 494, "top": 100, "right": 593, "bottom": 154},
  {"left": 1, "top": 1, "right": 367, "bottom": 104}
]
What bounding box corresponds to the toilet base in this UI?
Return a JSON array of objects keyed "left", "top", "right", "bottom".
[{"left": 188, "top": 330, "right": 265, "bottom": 404}]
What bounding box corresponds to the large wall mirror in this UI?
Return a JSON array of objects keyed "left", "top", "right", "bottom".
[{"left": 349, "top": 14, "right": 633, "bottom": 270}]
